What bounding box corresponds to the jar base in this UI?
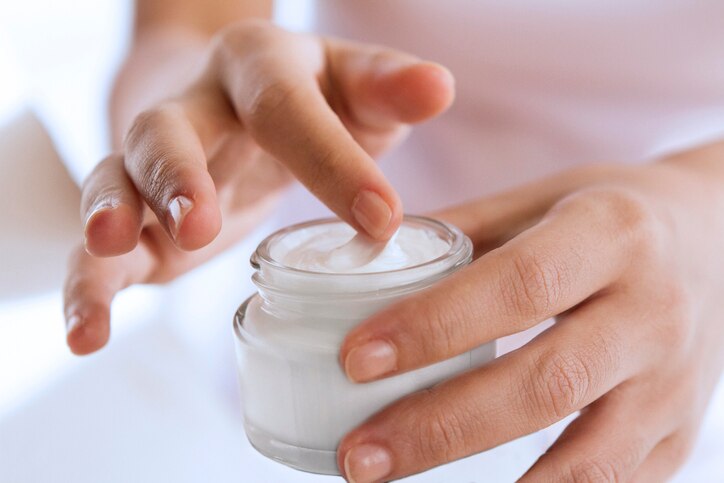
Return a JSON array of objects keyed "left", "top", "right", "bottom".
[{"left": 245, "top": 422, "right": 340, "bottom": 475}]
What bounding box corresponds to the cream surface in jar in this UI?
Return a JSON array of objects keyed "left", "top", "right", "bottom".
[{"left": 233, "top": 216, "right": 496, "bottom": 475}]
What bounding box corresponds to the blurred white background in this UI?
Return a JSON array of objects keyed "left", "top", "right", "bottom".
[
  {"left": 0, "top": 0, "right": 316, "bottom": 424},
  {"left": 0, "top": 0, "right": 133, "bottom": 420},
  {"left": 0, "top": 2, "right": 330, "bottom": 482},
  {"left": 0, "top": 1, "right": 722, "bottom": 482}
]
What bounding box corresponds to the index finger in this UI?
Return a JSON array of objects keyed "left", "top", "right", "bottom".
[
  {"left": 214, "top": 24, "right": 402, "bottom": 240},
  {"left": 337, "top": 298, "right": 657, "bottom": 482},
  {"left": 340, "top": 187, "right": 658, "bottom": 381}
]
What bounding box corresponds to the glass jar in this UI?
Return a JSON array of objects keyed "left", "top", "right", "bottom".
[{"left": 232, "top": 216, "right": 496, "bottom": 475}]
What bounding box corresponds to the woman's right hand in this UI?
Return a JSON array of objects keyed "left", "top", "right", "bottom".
[{"left": 63, "top": 20, "right": 455, "bottom": 355}]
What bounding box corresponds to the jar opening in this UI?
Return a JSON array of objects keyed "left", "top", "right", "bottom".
[
  {"left": 253, "top": 215, "right": 464, "bottom": 276},
  {"left": 249, "top": 216, "right": 473, "bottom": 303}
]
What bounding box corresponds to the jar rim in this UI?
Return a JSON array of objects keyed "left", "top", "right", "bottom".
[{"left": 251, "top": 215, "right": 466, "bottom": 278}]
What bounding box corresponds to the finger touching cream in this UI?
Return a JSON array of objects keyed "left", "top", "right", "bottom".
[{"left": 233, "top": 216, "right": 496, "bottom": 475}]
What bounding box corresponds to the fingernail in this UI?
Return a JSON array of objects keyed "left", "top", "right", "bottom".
[
  {"left": 351, "top": 191, "right": 392, "bottom": 240},
  {"left": 85, "top": 200, "right": 116, "bottom": 226},
  {"left": 84, "top": 203, "right": 116, "bottom": 250},
  {"left": 167, "top": 195, "right": 193, "bottom": 240},
  {"left": 84, "top": 200, "right": 117, "bottom": 234},
  {"left": 66, "top": 314, "right": 83, "bottom": 335},
  {"left": 345, "top": 340, "right": 397, "bottom": 382},
  {"left": 344, "top": 444, "right": 392, "bottom": 483}
]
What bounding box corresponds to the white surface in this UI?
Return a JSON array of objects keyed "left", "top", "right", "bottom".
[
  {"left": 0, "top": 0, "right": 317, "bottom": 427},
  {"left": 0, "top": 310, "right": 722, "bottom": 482},
  {"left": 0, "top": 319, "right": 548, "bottom": 483},
  {"left": 0, "top": 0, "right": 131, "bottom": 183}
]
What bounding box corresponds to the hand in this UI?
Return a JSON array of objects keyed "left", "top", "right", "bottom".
[
  {"left": 337, "top": 158, "right": 724, "bottom": 482},
  {"left": 63, "top": 20, "right": 454, "bottom": 355}
]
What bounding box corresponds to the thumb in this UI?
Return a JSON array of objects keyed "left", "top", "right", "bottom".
[{"left": 431, "top": 166, "right": 620, "bottom": 257}]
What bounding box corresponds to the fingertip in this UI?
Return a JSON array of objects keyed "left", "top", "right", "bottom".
[
  {"left": 84, "top": 203, "right": 141, "bottom": 257},
  {"left": 377, "top": 61, "right": 455, "bottom": 123},
  {"left": 336, "top": 430, "right": 363, "bottom": 479},
  {"left": 336, "top": 427, "right": 389, "bottom": 482},
  {"left": 380, "top": 195, "right": 404, "bottom": 240},
  {"left": 66, "top": 310, "right": 110, "bottom": 356},
  {"left": 168, "top": 193, "right": 222, "bottom": 251},
  {"left": 350, "top": 189, "right": 403, "bottom": 241}
]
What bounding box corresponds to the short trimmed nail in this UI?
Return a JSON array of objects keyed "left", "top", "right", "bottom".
[
  {"left": 344, "top": 444, "right": 392, "bottom": 483},
  {"left": 84, "top": 203, "right": 116, "bottom": 248},
  {"left": 351, "top": 191, "right": 392, "bottom": 239},
  {"left": 66, "top": 315, "right": 83, "bottom": 335},
  {"left": 85, "top": 201, "right": 117, "bottom": 225},
  {"left": 345, "top": 340, "right": 397, "bottom": 382},
  {"left": 167, "top": 195, "right": 193, "bottom": 240}
]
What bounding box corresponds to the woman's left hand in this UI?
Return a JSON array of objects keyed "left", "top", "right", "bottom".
[{"left": 337, "top": 146, "right": 724, "bottom": 483}]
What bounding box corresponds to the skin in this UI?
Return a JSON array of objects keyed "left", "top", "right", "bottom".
[
  {"left": 63, "top": 2, "right": 455, "bottom": 353},
  {"left": 338, "top": 155, "right": 724, "bottom": 482},
  {"left": 62, "top": 2, "right": 724, "bottom": 482}
]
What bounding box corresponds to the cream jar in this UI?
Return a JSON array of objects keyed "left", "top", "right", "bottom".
[{"left": 233, "top": 216, "right": 496, "bottom": 475}]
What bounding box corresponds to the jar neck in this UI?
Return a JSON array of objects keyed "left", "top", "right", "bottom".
[{"left": 250, "top": 216, "right": 473, "bottom": 319}]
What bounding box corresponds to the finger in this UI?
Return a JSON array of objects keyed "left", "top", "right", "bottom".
[
  {"left": 519, "top": 384, "right": 676, "bottom": 483},
  {"left": 124, "top": 102, "right": 222, "bottom": 250},
  {"left": 341, "top": 187, "right": 653, "bottom": 382},
  {"left": 632, "top": 431, "right": 697, "bottom": 482},
  {"left": 326, "top": 38, "right": 454, "bottom": 131},
  {"left": 325, "top": 41, "right": 455, "bottom": 158},
  {"left": 63, "top": 242, "right": 155, "bottom": 355},
  {"left": 81, "top": 154, "right": 144, "bottom": 257},
  {"left": 214, "top": 24, "right": 404, "bottom": 240},
  {"left": 337, "top": 301, "right": 652, "bottom": 482}
]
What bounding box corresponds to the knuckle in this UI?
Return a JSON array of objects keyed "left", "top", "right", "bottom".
[
  {"left": 573, "top": 187, "right": 663, "bottom": 257},
  {"left": 125, "top": 104, "right": 183, "bottom": 158},
  {"left": 650, "top": 283, "right": 695, "bottom": 354},
  {"left": 246, "top": 80, "right": 300, "bottom": 133},
  {"left": 502, "top": 249, "right": 564, "bottom": 321},
  {"left": 124, "top": 105, "right": 186, "bottom": 206},
  {"left": 664, "top": 284, "right": 695, "bottom": 327},
  {"left": 388, "top": 302, "right": 456, "bottom": 363},
  {"left": 213, "top": 19, "right": 278, "bottom": 54},
  {"left": 421, "top": 307, "right": 459, "bottom": 359},
  {"left": 65, "top": 245, "right": 89, "bottom": 289},
  {"left": 531, "top": 350, "right": 592, "bottom": 421},
  {"left": 665, "top": 433, "right": 696, "bottom": 468},
  {"left": 414, "top": 394, "right": 468, "bottom": 466},
  {"left": 136, "top": 148, "right": 179, "bottom": 206},
  {"left": 63, "top": 246, "right": 99, "bottom": 312},
  {"left": 125, "top": 106, "right": 165, "bottom": 149},
  {"left": 568, "top": 458, "right": 624, "bottom": 483}
]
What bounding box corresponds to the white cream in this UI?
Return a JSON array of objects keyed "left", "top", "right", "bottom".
[
  {"left": 271, "top": 223, "right": 450, "bottom": 273},
  {"left": 234, "top": 217, "right": 496, "bottom": 475}
]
